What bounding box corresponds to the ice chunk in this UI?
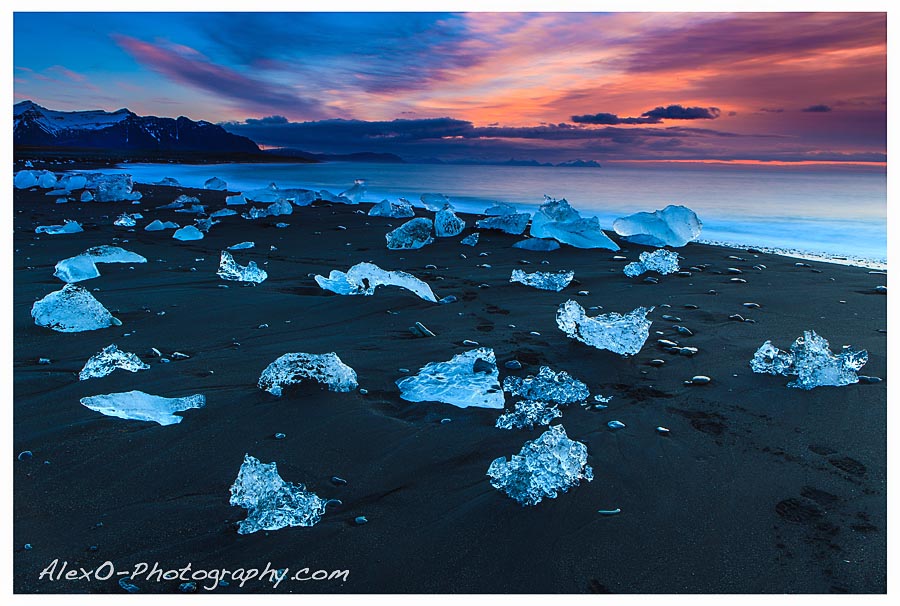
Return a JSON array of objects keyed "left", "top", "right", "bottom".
[
  {"left": 158, "top": 194, "right": 200, "bottom": 210},
  {"left": 460, "top": 232, "right": 479, "bottom": 246},
  {"left": 229, "top": 454, "right": 327, "bottom": 535},
  {"left": 114, "top": 213, "right": 137, "bottom": 227},
  {"left": 80, "top": 390, "right": 204, "bottom": 425},
  {"left": 487, "top": 424, "right": 593, "bottom": 506},
  {"left": 79, "top": 344, "right": 150, "bottom": 380},
  {"left": 385, "top": 218, "right": 434, "bottom": 250},
  {"left": 144, "top": 219, "right": 179, "bottom": 231},
  {"left": 613, "top": 204, "right": 702, "bottom": 247},
  {"left": 530, "top": 198, "right": 619, "bottom": 250},
  {"left": 266, "top": 199, "right": 293, "bottom": 216},
  {"left": 510, "top": 269, "right": 574, "bottom": 292},
  {"left": 496, "top": 400, "right": 562, "bottom": 430},
  {"left": 258, "top": 352, "right": 358, "bottom": 397},
  {"left": 750, "top": 330, "right": 868, "bottom": 390},
  {"left": 37, "top": 171, "right": 58, "bottom": 189},
  {"left": 14, "top": 170, "right": 38, "bottom": 189},
  {"left": 210, "top": 208, "right": 238, "bottom": 218},
  {"left": 53, "top": 254, "right": 100, "bottom": 283},
  {"left": 89, "top": 174, "right": 137, "bottom": 202},
  {"left": 35, "top": 220, "right": 83, "bottom": 234},
  {"left": 396, "top": 348, "right": 505, "bottom": 409},
  {"left": 435, "top": 208, "right": 465, "bottom": 237},
  {"left": 194, "top": 218, "right": 217, "bottom": 233},
  {"left": 368, "top": 198, "right": 415, "bottom": 218},
  {"left": 80, "top": 191, "right": 94, "bottom": 202},
  {"left": 314, "top": 262, "right": 437, "bottom": 302},
  {"left": 228, "top": 241, "right": 255, "bottom": 250},
  {"left": 484, "top": 202, "right": 517, "bottom": 216},
  {"left": 243, "top": 183, "right": 282, "bottom": 203},
  {"left": 217, "top": 251, "right": 268, "bottom": 283},
  {"left": 156, "top": 177, "right": 181, "bottom": 187},
  {"left": 225, "top": 194, "right": 247, "bottom": 206},
  {"left": 476, "top": 213, "right": 530, "bottom": 235},
  {"left": 556, "top": 300, "right": 654, "bottom": 356},
  {"left": 59, "top": 174, "right": 87, "bottom": 191},
  {"left": 204, "top": 177, "right": 228, "bottom": 190},
  {"left": 502, "top": 366, "right": 590, "bottom": 405},
  {"left": 421, "top": 193, "right": 452, "bottom": 211},
  {"left": 317, "top": 189, "right": 351, "bottom": 204},
  {"left": 339, "top": 180, "right": 366, "bottom": 204},
  {"left": 172, "top": 225, "right": 204, "bottom": 241},
  {"left": 31, "top": 284, "right": 121, "bottom": 332},
  {"left": 85, "top": 245, "right": 146, "bottom": 264},
  {"left": 512, "top": 238, "right": 561, "bottom": 251},
  {"left": 623, "top": 249, "right": 680, "bottom": 278}
]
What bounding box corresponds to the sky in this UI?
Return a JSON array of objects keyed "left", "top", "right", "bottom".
[{"left": 13, "top": 11, "right": 887, "bottom": 165}]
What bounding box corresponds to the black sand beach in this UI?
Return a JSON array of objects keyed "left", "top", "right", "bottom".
[{"left": 12, "top": 181, "right": 887, "bottom": 593}]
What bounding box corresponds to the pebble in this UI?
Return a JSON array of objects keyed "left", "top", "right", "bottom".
[
  {"left": 473, "top": 358, "right": 494, "bottom": 373},
  {"left": 643, "top": 277, "right": 659, "bottom": 284},
  {"left": 331, "top": 476, "right": 348, "bottom": 486},
  {"left": 257, "top": 323, "right": 269, "bottom": 329},
  {"left": 753, "top": 264, "right": 767, "bottom": 271},
  {"left": 858, "top": 376, "right": 883, "bottom": 384},
  {"left": 727, "top": 255, "right": 744, "bottom": 261},
  {"left": 504, "top": 360, "right": 523, "bottom": 370},
  {"left": 274, "top": 433, "right": 286, "bottom": 439},
  {"left": 438, "top": 295, "right": 458, "bottom": 304},
  {"left": 24, "top": 544, "right": 32, "bottom": 551},
  {"left": 661, "top": 314, "right": 681, "bottom": 322},
  {"left": 359, "top": 388, "right": 368, "bottom": 395},
  {"left": 410, "top": 322, "right": 436, "bottom": 338},
  {"left": 875, "top": 285, "right": 887, "bottom": 294},
  {"left": 119, "top": 577, "right": 140, "bottom": 593},
  {"left": 354, "top": 516, "right": 369, "bottom": 525},
  {"left": 424, "top": 264, "right": 437, "bottom": 269},
  {"left": 655, "top": 426, "right": 670, "bottom": 435},
  {"left": 577, "top": 290, "right": 590, "bottom": 296},
  {"left": 726, "top": 268, "right": 743, "bottom": 274},
  {"left": 462, "top": 339, "right": 479, "bottom": 346},
  {"left": 597, "top": 509, "right": 621, "bottom": 516},
  {"left": 676, "top": 271, "right": 692, "bottom": 277},
  {"left": 684, "top": 304, "right": 699, "bottom": 310},
  {"left": 687, "top": 375, "right": 711, "bottom": 385},
  {"left": 674, "top": 326, "right": 693, "bottom": 336},
  {"left": 440, "top": 418, "right": 452, "bottom": 424},
  {"left": 325, "top": 499, "right": 342, "bottom": 507},
  {"left": 657, "top": 339, "right": 679, "bottom": 347},
  {"left": 37, "top": 358, "right": 50, "bottom": 365},
  {"left": 730, "top": 278, "right": 747, "bottom": 283},
  {"left": 398, "top": 368, "right": 410, "bottom": 373},
  {"left": 728, "top": 314, "right": 745, "bottom": 322},
  {"left": 678, "top": 347, "right": 699, "bottom": 357},
  {"left": 794, "top": 262, "right": 811, "bottom": 267},
  {"left": 171, "top": 352, "right": 189, "bottom": 360},
  {"left": 742, "top": 302, "right": 761, "bottom": 309},
  {"left": 607, "top": 420, "right": 626, "bottom": 430},
  {"left": 529, "top": 331, "right": 541, "bottom": 336},
  {"left": 17, "top": 451, "right": 33, "bottom": 461},
  {"left": 611, "top": 255, "right": 627, "bottom": 261},
  {"left": 648, "top": 359, "right": 666, "bottom": 367},
  {"left": 708, "top": 289, "right": 718, "bottom": 295}
]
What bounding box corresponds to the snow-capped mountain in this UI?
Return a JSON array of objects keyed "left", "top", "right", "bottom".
[{"left": 14, "top": 101, "right": 260, "bottom": 154}]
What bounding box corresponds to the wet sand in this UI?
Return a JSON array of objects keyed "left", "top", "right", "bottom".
[{"left": 13, "top": 182, "right": 887, "bottom": 593}]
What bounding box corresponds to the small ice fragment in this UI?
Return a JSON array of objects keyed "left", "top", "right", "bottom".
[
  {"left": 354, "top": 516, "right": 369, "bottom": 525},
  {"left": 209, "top": 208, "right": 238, "bottom": 219},
  {"left": 258, "top": 352, "right": 358, "bottom": 397},
  {"left": 339, "top": 180, "right": 366, "bottom": 204},
  {"left": 476, "top": 213, "right": 531, "bottom": 235},
  {"left": 157, "top": 194, "right": 199, "bottom": 210},
  {"left": 434, "top": 208, "right": 465, "bottom": 237},
  {"left": 613, "top": 204, "right": 702, "bottom": 247},
  {"left": 53, "top": 254, "right": 100, "bottom": 283},
  {"left": 495, "top": 400, "right": 562, "bottom": 430},
  {"left": 228, "top": 241, "right": 255, "bottom": 250},
  {"left": 229, "top": 454, "right": 327, "bottom": 534},
  {"left": 368, "top": 198, "right": 415, "bottom": 218},
  {"left": 144, "top": 220, "right": 179, "bottom": 232},
  {"left": 512, "top": 238, "right": 561, "bottom": 251},
  {"left": 420, "top": 193, "right": 451, "bottom": 211},
  {"left": 487, "top": 424, "right": 592, "bottom": 506},
  {"left": 31, "top": 284, "right": 120, "bottom": 332},
  {"left": 460, "top": 232, "right": 479, "bottom": 246},
  {"left": 556, "top": 300, "right": 654, "bottom": 356},
  {"left": 314, "top": 262, "right": 436, "bottom": 302},
  {"left": 172, "top": 225, "right": 204, "bottom": 241},
  {"left": 114, "top": 213, "right": 137, "bottom": 227},
  {"left": 598, "top": 508, "right": 621, "bottom": 516},
  {"left": 80, "top": 390, "right": 205, "bottom": 425},
  {"left": 80, "top": 191, "right": 94, "bottom": 202},
  {"left": 204, "top": 177, "right": 228, "bottom": 190},
  {"left": 35, "top": 220, "right": 83, "bottom": 235},
  {"left": 502, "top": 366, "right": 590, "bottom": 405},
  {"left": 385, "top": 218, "right": 434, "bottom": 250},
  {"left": 396, "top": 347, "right": 504, "bottom": 409},
  {"left": 529, "top": 198, "right": 619, "bottom": 250},
  {"left": 79, "top": 344, "right": 150, "bottom": 380},
  {"left": 607, "top": 420, "right": 626, "bottom": 430},
  {"left": 750, "top": 330, "right": 868, "bottom": 390},
  {"left": 225, "top": 194, "right": 246, "bottom": 206},
  {"left": 217, "top": 251, "right": 268, "bottom": 283},
  {"left": 623, "top": 249, "right": 680, "bottom": 278},
  {"left": 510, "top": 269, "right": 574, "bottom": 292}
]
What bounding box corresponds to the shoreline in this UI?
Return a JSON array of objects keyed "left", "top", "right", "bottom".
[{"left": 13, "top": 182, "right": 887, "bottom": 593}]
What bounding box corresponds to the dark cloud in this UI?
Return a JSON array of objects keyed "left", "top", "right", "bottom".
[
  {"left": 570, "top": 112, "right": 656, "bottom": 125},
  {"left": 244, "top": 115, "right": 289, "bottom": 125},
  {"left": 760, "top": 107, "right": 784, "bottom": 113},
  {"left": 801, "top": 104, "right": 833, "bottom": 113},
  {"left": 641, "top": 105, "right": 721, "bottom": 120}
]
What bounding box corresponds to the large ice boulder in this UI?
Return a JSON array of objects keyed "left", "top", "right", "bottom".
[
  {"left": 386, "top": 218, "right": 434, "bottom": 250},
  {"left": 315, "top": 262, "right": 437, "bottom": 302},
  {"left": 475, "top": 213, "right": 531, "bottom": 235},
  {"left": 750, "top": 330, "right": 868, "bottom": 390},
  {"left": 80, "top": 390, "right": 205, "bottom": 425},
  {"left": 396, "top": 348, "right": 505, "bottom": 409},
  {"left": 434, "top": 208, "right": 465, "bottom": 237},
  {"left": 369, "top": 198, "right": 416, "bottom": 218},
  {"left": 556, "top": 300, "right": 653, "bottom": 356},
  {"left": 31, "top": 284, "right": 121, "bottom": 332},
  {"left": 613, "top": 204, "right": 702, "bottom": 247},
  {"left": 258, "top": 352, "right": 358, "bottom": 397},
  {"left": 529, "top": 198, "right": 618, "bottom": 250},
  {"left": 14, "top": 170, "right": 38, "bottom": 189}
]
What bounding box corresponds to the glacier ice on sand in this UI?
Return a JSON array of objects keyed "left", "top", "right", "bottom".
[
  {"left": 144, "top": 219, "right": 179, "bottom": 231},
  {"left": 229, "top": 454, "right": 327, "bottom": 535},
  {"left": 434, "top": 208, "right": 465, "bottom": 237},
  {"left": 79, "top": 344, "right": 150, "bottom": 380},
  {"left": 339, "top": 180, "right": 367, "bottom": 204},
  {"left": 556, "top": 300, "right": 654, "bottom": 356},
  {"left": 421, "top": 193, "right": 452, "bottom": 211},
  {"left": 315, "top": 262, "right": 437, "bottom": 302},
  {"left": 173, "top": 225, "right": 204, "bottom": 241},
  {"left": 55, "top": 245, "right": 147, "bottom": 283},
  {"left": 502, "top": 366, "right": 590, "bottom": 405},
  {"left": 31, "top": 284, "right": 121, "bottom": 332},
  {"left": 80, "top": 390, "right": 205, "bottom": 425},
  {"left": 623, "top": 249, "right": 680, "bottom": 278},
  {"left": 613, "top": 204, "right": 702, "bottom": 247},
  {"left": 368, "top": 198, "right": 415, "bottom": 218},
  {"left": 258, "top": 352, "right": 358, "bottom": 397},
  {"left": 476, "top": 213, "right": 531, "bottom": 235},
  {"left": 114, "top": 213, "right": 137, "bottom": 227},
  {"left": 217, "top": 251, "right": 268, "bottom": 283},
  {"left": 204, "top": 177, "right": 228, "bottom": 190},
  {"left": 495, "top": 400, "right": 562, "bottom": 430},
  {"left": 509, "top": 269, "right": 573, "bottom": 292},
  {"left": 385, "top": 218, "right": 434, "bottom": 250},
  {"left": 396, "top": 347, "right": 505, "bottom": 409},
  {"left": 529, "top": 197, "right": 619, "bottom": 250},
  {"left": 487, "top": 424, "right": 593, "bottom": 506},
  {"left": 35, "top": 220, "right": 83, "bottom": 235},
  {"left": 14, "top": 170, "right": 38, "bottom": 189},
  {"left": 460, "top": 232, "right": 479, "bottom": 246},
  {"left": 750, "top": 330, "right": 868, "bottom": 390}
]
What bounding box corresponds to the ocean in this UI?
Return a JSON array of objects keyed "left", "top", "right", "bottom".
[{"left": 103, "top": 161, "right": 887, "bottom": 265}]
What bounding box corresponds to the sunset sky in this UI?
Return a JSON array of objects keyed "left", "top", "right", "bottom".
[{"left": 13, "top": 12, "right": 887, "bottom": 164}]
